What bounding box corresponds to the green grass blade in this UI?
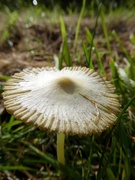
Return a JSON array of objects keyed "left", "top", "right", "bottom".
[
  {"left": 82, "top": 4, "right": 101, "bottom": 69},
  {"left": 3, "top": 116, "right": 22, "bottom": 132},
  {"left": 116, "top": 147, "right": 123, "bottom": 180},
  {"left": 106, "top": 168, "right": 116, "bottom": 180},
  {"left": 112, "top": 30, "right": 131, "bottom": 62},
  {"left": 85, "top": 135, "right": 94, "bottom": 179},
  {"left": 109, "top": 58, "right": 121, "bottom": 91},
  {"left": 74, "top": 0, "right": 86, "bottom": 47},
  {"left": 0, "top": 75, "right": 10, "bottom": 81},
  {"left": 60, "top": 16, "right": 66, "bottom": 40},
  {"left": 0, "top": 75, "right": 10, "bottom": 93},
  {"left": 129, "top": 57, "right": 135, "bottom": 81},
  {"left": 122, "top": 153, "right": 131, "bottom": 180},
  {"left": 115, "top": 95, "right": 135, "bottom": 125},
  {"left": 100, "top": 5, "right": 112, "bottom": 57},
  {"left": 59, "top": 16, "right": 72, "bottom": 68},
  {"left": 85, "top": 28, "right": 105, "bottom": 75},
  {"left": 1, "top": 166, "right": 33, "bottom": 171},
  {"left": 22, "top": 141, "right": 81, "bottom": 179},
  {"left": 82, "top": 40, "right": 94, "bottom": 69}
]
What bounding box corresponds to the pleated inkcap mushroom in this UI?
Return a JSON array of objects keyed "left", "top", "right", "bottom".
[{"left": 3, "top": 67, "right": 120, "bottom": 135}]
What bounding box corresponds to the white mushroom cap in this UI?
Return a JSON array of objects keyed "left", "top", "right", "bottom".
[{"left": 3, "top": 67, "right": 120, "bottom": 135}]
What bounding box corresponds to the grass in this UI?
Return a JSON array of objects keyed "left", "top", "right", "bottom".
[
  {"left": 59, "top": 16, "right": 72, "bottom": 69},
  {"left": 0, "top": 7, "right": 19, "bottom": 45},
  {"left": 0, "top": 2, "right": 135, "bottom": 179}
]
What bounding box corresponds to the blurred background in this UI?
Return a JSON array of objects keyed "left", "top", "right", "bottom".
[{"left": 0, "top": 0, "right": 134, "bottom": 11}]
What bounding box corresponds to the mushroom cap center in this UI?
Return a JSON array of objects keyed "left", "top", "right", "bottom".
[{"left": 57, "top": 77, "right": 76, "bottom": 94}]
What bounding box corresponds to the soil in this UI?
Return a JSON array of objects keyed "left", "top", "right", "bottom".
[{"left": 0, "top": 14, "right": 135, "bottom": 77}]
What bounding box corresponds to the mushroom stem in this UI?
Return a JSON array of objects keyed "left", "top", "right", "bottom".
[{"left": 57, "top": 133, "right": 65, "bottom": 165}]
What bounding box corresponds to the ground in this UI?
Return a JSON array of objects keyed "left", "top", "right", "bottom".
[{"left": 0, "top": 11, "right": 135, "bottom": 76}]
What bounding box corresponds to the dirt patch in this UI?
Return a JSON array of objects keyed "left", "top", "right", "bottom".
[{"left": 0, "top": 13, "right": 135, "bottom": 76}]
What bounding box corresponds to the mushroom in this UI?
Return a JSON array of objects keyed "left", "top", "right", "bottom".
[{"left": 2, "top": 66, "right": 120, "bottom": 165}]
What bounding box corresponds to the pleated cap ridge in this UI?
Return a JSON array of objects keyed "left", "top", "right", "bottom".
[{"left": 3, "top": 67, "right": 120, "bottom": 135}]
